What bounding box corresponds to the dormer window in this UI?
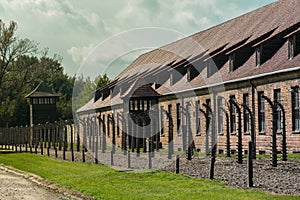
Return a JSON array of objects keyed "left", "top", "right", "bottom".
[
  {"left": 229, "top": 53, "right": 235, "bottom": 72},
  {"left": 187, "top": 65, "right": 199, "bottom": 82},
  {"left": 256, "top": 45, "right": 262, "bottom": 67},
  {"left": 187, "top": 67, "right": 191, "bottom": 82},
  {"left": 207, "top": 59, "right": 213, "bottom": 78},
  {"left": 170, "top": 72, "right": 174, "bottom": 85},
  {"left": 288, "top": 35, "right": 295, "bottom": 60},
  {"left": 287, "top": 32, "right": 300, "bottom": 60}
]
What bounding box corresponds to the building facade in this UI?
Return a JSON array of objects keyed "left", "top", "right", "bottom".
[{"left": 77, "top": 0, "right": 300, "bottom": 156}]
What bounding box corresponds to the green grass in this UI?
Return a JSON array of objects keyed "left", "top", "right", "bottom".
[
  {"left": 287, "top": 153, "right": 300, "bottom": 161},
  {"left": 213, "top": 153, "right": 300, "bottom": 161},
  {"left": 0, "top": 152, "right": 299, "bottom": 200}
]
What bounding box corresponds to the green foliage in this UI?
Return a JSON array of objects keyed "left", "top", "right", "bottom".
[
  {"left": 96, "top": 73, "right": 110, "bottom": 89},
  {"left": 0, "top": 20, "right": 38, "bottom": 126},
  {"left": 0, "top": 153, "right": 298, "bottom": 200},
  {"left": 0, "top": 20, "right": 76, "bottom": 126},
  {"left": 0, "top": 19, "right": 112, "bottom": 126},
  {"left": 72, "top": 74, "right": 110, "bottom": 112}
]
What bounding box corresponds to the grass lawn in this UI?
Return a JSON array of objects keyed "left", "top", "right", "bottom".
[{"left": 0, "top": 152, "right": 299, "bottom": 200}]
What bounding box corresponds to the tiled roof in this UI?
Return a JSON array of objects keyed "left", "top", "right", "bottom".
[
  {"left": 115, "top": 0, "right": 299, "bottom": 82},
  {"left": 77, "top": 0, "right": 300, "bottom": 113},
  {"left": 121, "top": 78, "right": 160, "bottom": 98}
]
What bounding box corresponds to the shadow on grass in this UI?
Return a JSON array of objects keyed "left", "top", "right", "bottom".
[{"left": 0, "top": 149, "right": 17, "bottom": 155}]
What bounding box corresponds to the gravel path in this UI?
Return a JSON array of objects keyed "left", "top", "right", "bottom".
[
  {"left": 0, "top": 169, "right": 60, "bottom": 200},
  {"left": 163, "top": 156, "right": 300, "bottom": 196}
]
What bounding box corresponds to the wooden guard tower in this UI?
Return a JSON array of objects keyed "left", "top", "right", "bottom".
[{"left": 26, "top": 82, "right": 60, "bottom": 127}]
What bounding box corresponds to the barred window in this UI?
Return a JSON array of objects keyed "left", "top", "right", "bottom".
[
  {"left": 168, "top": 104, "right": 173, "bottom": 133},
  {"left": 230, "top": 95, "right": 236, "bottom": 133},
  {"left": 274, "top": 89, "right": 282, "bottom": 131},
  {"left": 291, "top": 86, "right": 300, "bottom": 131},
  {"left": 107, "top": 114, "right": 110, "bottom": 137},
  {"left": 243, "top": 93, "right": 250, "bottom": 133},
  {"left": 258, "top": 92, "right": 265, "bottom": 133},
  {"left": 176, "top": 103, "right": 181, "bottom": 135},
  {"left": 217, "top": 97, "right": 223, "bottom": 134},
  {"left": 117, "top": 114, "right": 120, "bottom": 137},
  {"left": 206, "top": 99, "right": 212, "bottom": 134},
  {"left": 195, "top": 100, "right": 201, "bottom": 136},
  {"left": 160, "top": 106, "right": 165, "bottom": 136}
]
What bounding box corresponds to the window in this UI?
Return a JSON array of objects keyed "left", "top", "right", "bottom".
[
  {"left": 137, "top": 100, "right": 141, "bottom": 110},
  {"left": 107, "top": 114, "right": 110, "bottom": 137},
  {"left": 170, "top": 72, "right": 174, "bottom": 85},
  {"left": 160, "top": 106, "right": 165, "bottom": 136},
  {"left": 129, "top": 100, "right": 134, "bottom": 111},
  {"left": 168, "top": 104, "right": 173, "bottom": 134},
  {"left": 296, "top": 33, "right": 300, "bottom": 56},
  {"left": 187, "top": 65, "right": 199, "bottom": 82},
  {"left": 229, "top": 53, "right": 235, "bottom": 72},
  {"left": 33, "top": 98, "right": 38, "bottom": 104},
  {"left": 229, "top": 95, "right": 236, "bottom": 133},
  {"left": 176, "top": 103, "right": 181, "bottom": 134},
  {"left": 50, "top": 98, "right": 55, "bottom": 104},
  {"left": 102, "top": 114, "right": 106, "bottom": 136},
  {"left": 274, "top": 89, "right": 282, "bottom": 132},
  {"left": 207, "top": 59, "right": 214, "bottom": 78},
  {"left": 243, "top": 93, "right": 250, "bottom": 133},
  {"left": 38, "top": 98, "right": 44, "bottom": 104},
  {"left": 117, "top": 114, "right": 120, "bottom": 137},
  {"left": 258, "top": 92, "right": 265, "bottom": 133},
  {"left": 187, "top": 67, "right": 191, "bottom": 82},
  {"left": 206, "top": 99, "right": 212, "bottom": 134},
  {"left": 291, "top": 86, "right": 300, "bottom": 132},
  {"left": 256, "top": 46, "right": 262, "bottom": 67},
  {"left": 288, "top": 36, "right": 295, "bottom": 59},
  {"left": 195, "top": 100, "right": 201, "bottom": 135},
  {"left": 44, "top": 98, "right": 49, "bottom": 104},
  {"left": 217, "top": 97, "right": 223, "bottom": 134}
]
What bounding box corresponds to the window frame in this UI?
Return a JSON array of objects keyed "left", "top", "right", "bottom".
[
  {"left": 258, "top": 91, "right": 265, "bottom": 133},
  {"left": 176, "top": 103, "right": 181, "bottom": 135},
  {"left": 256, "top": 45, "right": 262, "bottom": 67},
  {"left": 160, "top": 106, "right": 165, "bottom": 137},
  {"left": 195, "top": 100, "right": 201, "bottom": 136},
  {"left": 243, "top": 93, "right": 250, "bottom": 134},
  {"left": 217, "top": 97, "right": 223, "bottom": 134},
  {"left": 291, "top": 86, "right": 300, "bottom": 132},
  {"left": 229, "top": 53, "right": 235, "bottom": 72},
  {"left": 274, "top": 89, "right": 282, "bottom": 132},
  {"left": 229, "top": 95, "right": 236, "bottom": 134},
  {"left": 288, "top": 35, "right": 295, "bottom": 60}
]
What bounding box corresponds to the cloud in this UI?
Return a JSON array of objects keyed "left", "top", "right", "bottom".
[
  {"left": 0, "top": 0, "right": 277, "bottom": 77},
  {"left": 67, "top": 44, "right": 96, "bottom": 65}
]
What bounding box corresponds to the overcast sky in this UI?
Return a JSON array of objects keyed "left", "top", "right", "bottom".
[{"left": 0, "top": 0, "right": 277, "bottom": 79}]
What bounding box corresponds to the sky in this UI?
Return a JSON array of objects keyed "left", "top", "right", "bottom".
[{"left": 0, "top": 0, "right": 277, "bottom": 79}]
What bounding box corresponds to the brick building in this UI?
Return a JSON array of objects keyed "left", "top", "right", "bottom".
[{"left": 77, "top": 0, "right": 300, "bottom": 156}]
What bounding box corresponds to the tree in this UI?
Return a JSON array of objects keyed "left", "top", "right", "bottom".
[
  {"left": 0, "top": 20, "right": 37, "bottom": 104},
  {"left": 96, "top": 73, "right": 110, "bottom": 89},
  {"left": 73, "top": 74, "right": 110, "bottom": 113},
  {"left": 0, "top": 20, "right": 38, "bottom": 126},
  {"left": 0, "top": 19, "right": 106, "bottom": 126}
]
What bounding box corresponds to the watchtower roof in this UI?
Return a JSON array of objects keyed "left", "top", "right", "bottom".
[{"left": 25, "top": 82, "right": 60, "bottom": 98}]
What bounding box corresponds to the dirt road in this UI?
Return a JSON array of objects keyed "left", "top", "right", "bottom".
[{"left": 0, "top": 169, "right": 61, "bottom": 200}]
